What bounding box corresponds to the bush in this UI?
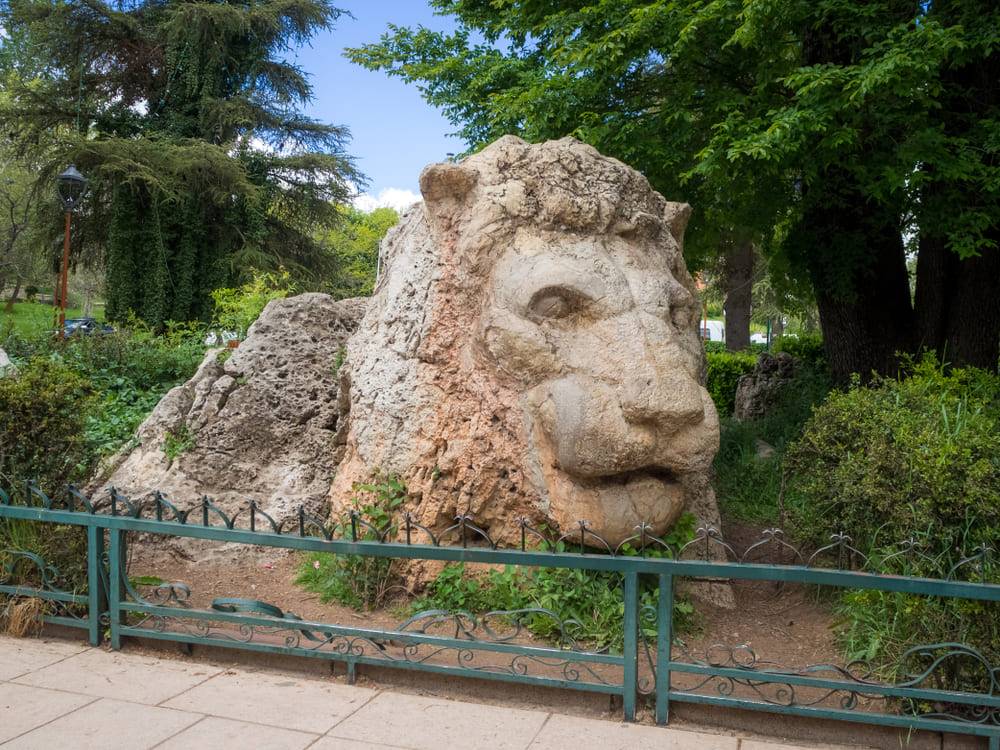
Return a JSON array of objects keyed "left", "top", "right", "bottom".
[
  {"left": 2, "top": 321, "right": 205, "bottom": 461},
  {"left": 0, "top": 358, "right": 95, "bottom": 491},
  {"left": 296, "top": 475, "right": 406, "bottom": 610},
  {"left": 210, "top": 270, "right": 291, "bottom": 338},
  {"left": 0, "top": 358, "right": 93, "bottom": 590},
  {"left": 774, "top": 333, "right": 826, "bottom": 368},
  {"left": 705, "top": 351, "right": 757, "bottom": 416},
  {"left": 785, "top": 356, "right": 1000, "bottom": 686}
]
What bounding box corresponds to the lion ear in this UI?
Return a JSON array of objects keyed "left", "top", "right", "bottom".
[
  {"left": 663, "top": 202, "right": 692, "bottom": 246},
  {"left": 419, "top": 162, "right": 478, "bottom": 213}
]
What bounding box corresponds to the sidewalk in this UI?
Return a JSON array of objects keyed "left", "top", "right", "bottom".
[{"left": 0, "top": 635, "right": 860, "bottom": 750}]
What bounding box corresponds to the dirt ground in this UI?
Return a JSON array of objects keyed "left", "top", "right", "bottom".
[{"left": 127, "top": 520, "right": 843, "bottom": 678}]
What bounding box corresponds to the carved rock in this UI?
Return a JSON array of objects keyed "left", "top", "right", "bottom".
[
  {"left": 331, "top": 136, "right": 722, "bottom": 548},
  {"left": 92, "top": 293, "right": 366, "bottom": 528}
]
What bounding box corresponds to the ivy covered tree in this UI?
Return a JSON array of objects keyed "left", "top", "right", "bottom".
[
  {"left": 351, "top": 0, "right": 1000, "bottom": 380},
  {"left": 0, "top": 0, "right": 361, "bottom": 327}
]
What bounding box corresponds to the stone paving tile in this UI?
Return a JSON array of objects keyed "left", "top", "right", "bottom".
[
  {"left": 12, "top": 647, "right": 221, "bottom": 705},
  {"left": 0, "top": 682, "right": 96, "bottom": 744},
  {"left": 309, "top": 738, "right": 412, "bottom": 750},
  {"left": 155, "top": 716, "right": 319, "bottom": 750},
  {"left": 328, "top": 691, "right": 549, "bottom": 750},
  {"left": 163, "top": 667, "right": 377, "bottom": 734},
  {"left": 741, "top": 741, "right": 874, "bottom": 750},
  {"left": 0, "top": 636, "right": 90, "bottom": 681},
  {"left": 528, "top": 713, "right": 739, "bottom": 750},
  {"left": 2, "top": 698, "right": 201, "bottom": 750}
]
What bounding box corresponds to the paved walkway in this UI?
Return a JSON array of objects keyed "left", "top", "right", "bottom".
[{"left": 0, "top": 635, "right": 858, "bottom": 750}]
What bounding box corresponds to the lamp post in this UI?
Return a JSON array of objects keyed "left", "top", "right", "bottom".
[{"left": 55, "top": 165, "right": 87, "bottom": 339}]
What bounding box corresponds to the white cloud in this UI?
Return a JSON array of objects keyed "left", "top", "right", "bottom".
[{"left": 353, "top": 187, "right": 420, "bottom": 213}]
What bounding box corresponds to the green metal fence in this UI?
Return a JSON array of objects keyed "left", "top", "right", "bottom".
[{"left": 1, "top": 483, "right": 998, "bottom": 748}]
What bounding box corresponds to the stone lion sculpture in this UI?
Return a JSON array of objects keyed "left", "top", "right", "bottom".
[{"left": 330, "top": 136, "right": 721, "bottom": 548}]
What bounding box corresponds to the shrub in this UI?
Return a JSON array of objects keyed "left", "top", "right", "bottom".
[
  {"left": 413, "top": 514, "right": 699, "bottom": 652},
  {"left": 774, "top": 333, "right": 826, "bottom": 368},
  {"left": 785, "top": 356, "right": 1000, "bottom": 687},
  {"left": 713, "top": 362, "right": 831, "bottom": 525},
  {"left": 0, "top": 358, "right": 93, "bottom": 591},
  {"left": 705, "top": 351, "right": 757, "bottom": 416},
  {"left": 296, "top": 474, "right": 406, "bottom": 610},
  {"left": 210, "top": 270, "right": 291, "bottom": 338},
  {"left": 0, "top": 358, "right": 95, "bottom": 491},
  {"left": 2, "top": 321, "right": 205, "bottom": 461}
]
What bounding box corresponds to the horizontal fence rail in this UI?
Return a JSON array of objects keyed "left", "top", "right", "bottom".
[{"left": 0, "top": 483, "right": 998, "bottom": 747}]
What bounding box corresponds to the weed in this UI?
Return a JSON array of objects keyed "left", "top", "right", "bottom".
[
  {"left": 332, "top": 346, "right": 346, "bottom": 376},
  {"left": 414, "top": 514, "right": 699, "bottom": 652},
  {"left": 162, "top": 425, "right": 195, "bottom": 461},
  {"left": 296, "top": 474, "right": 407, "bottom": 610}
]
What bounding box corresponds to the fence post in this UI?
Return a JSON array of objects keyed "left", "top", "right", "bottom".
[
  {"left": 85, "top": 525, "right": 106, "bottom": 646},
  {"left": 108, "top": 529, "right": 125, "bottom": 650},
  {"left": 655, "top": 573, "right": 674, "bottom": 725},
  {"left": 623, "top": 571, "right": 639, "bottom": 721}
]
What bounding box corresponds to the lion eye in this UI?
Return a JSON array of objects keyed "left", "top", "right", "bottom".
[{"left": 527, "top": 287, "right": 588, "bottom": 322}]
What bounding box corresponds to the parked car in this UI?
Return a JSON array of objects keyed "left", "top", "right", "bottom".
[{"left": 63, "top": 317, "right": 114, "bottom": 336}]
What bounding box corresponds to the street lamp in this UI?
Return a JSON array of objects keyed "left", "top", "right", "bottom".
[{"left": 55, "top": 165, "right": 87, "bottom": 339}]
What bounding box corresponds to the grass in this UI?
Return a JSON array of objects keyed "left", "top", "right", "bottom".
[
  {"left": 712, "top": 364, "right": 831, "bottom": 526},
  {"left": 0, "top": 301, "right": 104, "bottom": 336}
]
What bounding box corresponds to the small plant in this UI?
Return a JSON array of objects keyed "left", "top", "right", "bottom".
[
  {"left": 414, "top": 513, "right": 699, "bottom": 652},
  {"left": 162, "top": 425, "right": 195, "bottom": 461},
  {"left": 332, "top": 346, "right": 346, "bottom": 376},
  {"left": 215, "top": 348, "right": 233, "bottom": 365},
  {"left": 296, "top": 473, "right": 406, "bottom": 610}
]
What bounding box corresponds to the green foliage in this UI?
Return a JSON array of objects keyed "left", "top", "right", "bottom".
[
  {"left": 785, "top": 356, "right": 1000, "bottom": 686},
  {"left": 320, "top": 206, "right": 399, "bottom": 299},
  {"left": 162, "top": 426, "right": 195, "bottom": 462},
  {"left": 414, "top": 515, "right": 698, "bottom": 652},
  {"left": 786, "top": 356, "right": 1000, "bottom": 555},
  {"left": 774, "top": 334, "right": 826, "bottom": 369},
  {"left": 296, "top": 475, "right": 406, "bottom": 610},
  {"left": 2, "top": 0, "right": 362, "bottom": 327},
  {"left": 705, "top": 351, "right": 757, "bottom": 417},
  {"left": 210, "top": 270, "right": 292, "bottom": 338},
  {"left": 0, "top": 358, "right": 94, "bottom": 490},
  {"left": 351, "top": 0, "right": 1000, "bottom": 375},
  {"left": 713, "top": 364, "right": 831, "bottom": 525},
  {"left": 2, "top": 320, "right": 205, "bottom": 463}
]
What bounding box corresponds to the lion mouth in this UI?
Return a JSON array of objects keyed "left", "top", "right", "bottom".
[{"left": 588, "top": 466, "right": 678, "bottom": 486}]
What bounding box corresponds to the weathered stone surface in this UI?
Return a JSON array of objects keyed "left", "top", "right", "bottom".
[
  {"left": 734, "top": 352, "right": 797, "bottom": 422},
  {"left": 331, "top": 136, "right": 722, "bottom": 548},
  {"left": 93, "top": 294, "right": 366, "bottom": 531},
  {"left": 0, "top": 347, "right": 13, "bottom": 376}
]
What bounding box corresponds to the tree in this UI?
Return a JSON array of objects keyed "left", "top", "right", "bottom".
[
  {"left": 0, "top": 0, "right": 362, "bottom": 328},
  {"left": 351, "top": 0, "right": 1000, "bottom": 380},
  {"left": 321, "top": 205, "right": 398, "bottom": 299}
]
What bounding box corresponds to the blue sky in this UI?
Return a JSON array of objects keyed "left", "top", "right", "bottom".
[{"left": 294, "top": 1, "right": 465, "bottom": 210}]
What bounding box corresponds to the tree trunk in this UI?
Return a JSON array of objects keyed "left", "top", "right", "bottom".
[
  {"left": 4, "top": 278, "right": 21, "bottom": 313},
  {"left": 723, "top": 238, "right": 753, "bottom": 351},
  {"left": 914, "top": 230, "right": 950, "bottom": 354},
  {"left": 914, "top": 229, "right": 1000, "bottom": 370},
  {"left": 943, "top": 249, "right": 1000, "bottom": 369},
  {"left": 793, "top": 171, "right": 914, "bottom": 384}
]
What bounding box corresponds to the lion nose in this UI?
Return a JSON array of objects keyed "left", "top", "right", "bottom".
[{"left": 620, "top": 367, "right": 705, "bottom": 428}]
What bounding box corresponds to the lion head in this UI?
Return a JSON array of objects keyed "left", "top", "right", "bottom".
[{"left": 330, "top": 136, "right": 719, "bottom": 547}]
